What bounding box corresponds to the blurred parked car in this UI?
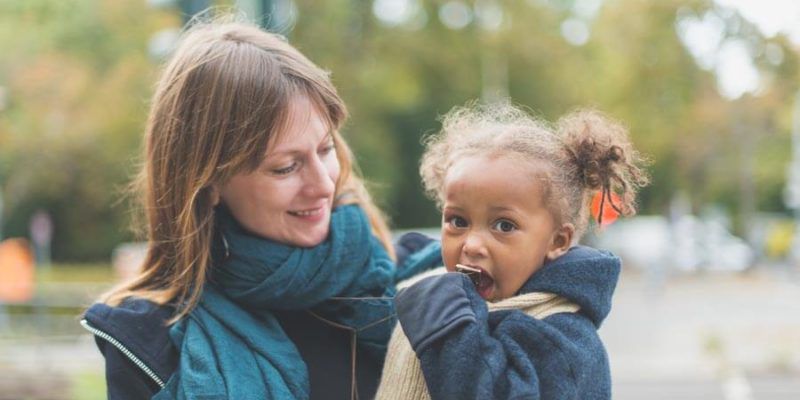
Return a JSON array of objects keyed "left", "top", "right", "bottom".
[{"left": 594, "top": 214, "right": 755, "bottom": 273}]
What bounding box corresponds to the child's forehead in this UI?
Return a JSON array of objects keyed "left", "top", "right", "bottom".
[
  {"left": 445, "top": 153, "right": 548, "bottom": 184},
  {"left": 443, "top": 156, "right": 550, "bottom": 206}
]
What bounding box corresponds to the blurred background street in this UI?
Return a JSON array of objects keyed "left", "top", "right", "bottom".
[
  {"left": 3, "top": 0, "right": 800, "bottom": 398},
  {"left": 606, "top": 268, "right": 800, "bottom": 399},
  {"left": 2, "top": 263, "right": 799, "bottom": 399}
]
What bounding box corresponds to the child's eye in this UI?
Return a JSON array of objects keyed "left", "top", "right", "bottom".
[
  {"left": 272, "top": 162, "right": 297, "bottom": 175},
  {"left": 446, "top": 216, "right": 469, "bottom": 229},
  {"left": 492, "top": 219, "right": 517, "bottom": 233}
]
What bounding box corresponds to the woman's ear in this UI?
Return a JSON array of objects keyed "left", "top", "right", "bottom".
[
  {"left": 546, "top": 223, "right": 574, "bottom": 261},
  {"left": 209, "top": 185, "right": 221, "bottom": 207}
]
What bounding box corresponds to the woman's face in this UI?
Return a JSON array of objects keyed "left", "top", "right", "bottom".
[{"left": 218, "top": 96, "right": 341, "bottom": 247}]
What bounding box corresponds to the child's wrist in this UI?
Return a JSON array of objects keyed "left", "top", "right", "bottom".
[{"left": 395, "top": 273, "right": 478, "bottom": 351}]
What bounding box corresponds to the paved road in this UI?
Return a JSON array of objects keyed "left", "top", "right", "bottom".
[
  {"left": 2, "top": 268, "right": 799, "bottom": 399},
  {"left": 603, "top": 269, "right": 800, "bottom": 399},
  {"left": 614, "top": 375, "right": 800, "bottom": 400}
]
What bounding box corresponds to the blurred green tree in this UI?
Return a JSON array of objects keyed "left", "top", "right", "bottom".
[
  {"left": 0, "top": 0, "right": 797, "bottom": 261},
  {"left": 0, "top": 1, "right": 177, "bottom": 260}
]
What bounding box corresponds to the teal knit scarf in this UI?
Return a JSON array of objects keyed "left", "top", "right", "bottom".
[{"left": 154, "top": 205, "right": 397, "bottom": 400}]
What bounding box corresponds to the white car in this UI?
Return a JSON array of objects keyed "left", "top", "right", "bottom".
[{"left": 593, "top": 214, "right": 754, "bottom": 273}]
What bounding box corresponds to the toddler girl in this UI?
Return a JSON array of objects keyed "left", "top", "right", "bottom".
[{"left": 376, "top": 102, "right": 648, "bottom": 399}]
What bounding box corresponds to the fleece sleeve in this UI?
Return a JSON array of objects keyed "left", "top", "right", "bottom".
[
  {"left": 96, "top": 338, "right": 162, "bottom": 400},
  {"left": 395, "top": 273, "right": 587, "bottom": 400}
]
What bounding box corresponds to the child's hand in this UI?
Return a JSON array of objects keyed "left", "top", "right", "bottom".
[{"left": 394, "top": 272, "right": 483, "bottom": 351}]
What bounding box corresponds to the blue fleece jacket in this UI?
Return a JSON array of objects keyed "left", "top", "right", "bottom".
[{"left": 394, "top": 245, "right": 620, "bottom": 400}]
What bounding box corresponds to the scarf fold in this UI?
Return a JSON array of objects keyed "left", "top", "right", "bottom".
[{"left": 155, "top": 204, "right": 397, "bottom": 400}]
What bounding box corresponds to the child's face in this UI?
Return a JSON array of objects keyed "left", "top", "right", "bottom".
[{"left": 441, "top": 155, "right": 563, "bottom": 301}]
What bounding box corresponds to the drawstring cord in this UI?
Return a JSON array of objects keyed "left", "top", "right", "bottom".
[
  {"left": 307, "top": 297, "right": 396, "bottom": 400},
  {"left": 218, "top": 231, "right": 400, "bottom": 399}
]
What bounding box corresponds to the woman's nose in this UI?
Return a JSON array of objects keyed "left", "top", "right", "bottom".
[{"left": 303, "top": 155, "right": 335, "bottom": 198}]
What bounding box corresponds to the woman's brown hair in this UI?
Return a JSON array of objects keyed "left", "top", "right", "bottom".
[{"left": 100, "top": 20, "right": 394, "bottom": 323}]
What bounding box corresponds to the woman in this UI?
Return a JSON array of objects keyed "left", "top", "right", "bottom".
[{"left": 81, "top": 20, "right": 438, "bottom": 400}]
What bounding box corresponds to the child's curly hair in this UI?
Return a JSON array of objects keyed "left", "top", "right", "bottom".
[{"left": 420, "top": 102, "right": 650, "bottom": 239}]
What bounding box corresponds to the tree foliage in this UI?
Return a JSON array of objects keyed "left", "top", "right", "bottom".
[{"left": 0, "top": 0, "right": 797, "bottom": 261}]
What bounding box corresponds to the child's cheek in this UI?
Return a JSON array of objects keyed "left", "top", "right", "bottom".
[
  {"left": 492, "top": 275, "right": 515, "bottom": 301},
  {"left": 492, "top": 281, "right": 503, "bottom": 302},
  {"left": 441, "top": 245, "right": 459, "bottom": 273}
]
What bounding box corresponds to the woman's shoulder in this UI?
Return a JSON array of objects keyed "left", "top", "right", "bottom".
[
  {"left": 82, "top": 298, "right": 178, "bottom": 387},
  {"left": 393, "top": 231, "right": 442, "bottom": 282},
  {"left": 83, "top": 297, "right": 175, "bottom": 342},
  {"left": 394, "top": 231, "right": 437, "bottom": 266}
]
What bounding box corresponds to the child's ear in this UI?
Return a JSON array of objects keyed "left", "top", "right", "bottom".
[{"left": 546, "top": 223, "right": 574, "bottom": 261}]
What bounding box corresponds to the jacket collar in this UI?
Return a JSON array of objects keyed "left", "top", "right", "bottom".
[{"left": 518, "top": 245, "right": 621, "bottom": 328}]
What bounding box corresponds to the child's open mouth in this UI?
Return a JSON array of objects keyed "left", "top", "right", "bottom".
[{"left": 455, "top": 264, "right": 495, "bottom": 300}]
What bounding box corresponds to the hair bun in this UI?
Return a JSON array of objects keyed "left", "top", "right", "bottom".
[
  {"left": 559, "top": 110, "right": 649, "bottom": 217},
  {"left": 569, "top": 136, "right": 619, "bottom": 191}
]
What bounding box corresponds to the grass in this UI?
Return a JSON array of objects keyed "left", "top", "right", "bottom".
[
  {"left": 70, "top": 370, "right": 106, "bottom": 400},
  {"left": 2, "top": 265, "right": 112, "bottom": 399},
  {"left": 36, "top": 263, "right": 116, "bottom": 284},
  {"left": 2, "top": 263, "right": 118, "bottom": 337}
]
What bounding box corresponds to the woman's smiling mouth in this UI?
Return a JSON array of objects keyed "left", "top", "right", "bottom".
[
  {"left": 288, "top": 206, "right": 327, "bottom": 223},
  {"left": 289, "top": 207, "right": 322, "bottom": 216}
]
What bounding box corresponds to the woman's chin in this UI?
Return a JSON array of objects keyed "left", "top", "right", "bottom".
[{"left": 290, "top": 226, "right": 330, "bottom": 248}]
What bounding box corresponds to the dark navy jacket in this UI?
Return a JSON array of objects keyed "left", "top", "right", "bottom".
[
  {"left": 395, "top": 246, "right": 620, "bottom": 400},
  {"left": 82, "top": 232, "right": 435, "bottom": 400}
]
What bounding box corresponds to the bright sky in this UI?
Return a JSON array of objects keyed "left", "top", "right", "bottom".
[
  {"left": 716, "top": 0, "right": 800, "bottom": 42},
  {"left": 703, "top": 0, "right": 800, "bottom": 99}
]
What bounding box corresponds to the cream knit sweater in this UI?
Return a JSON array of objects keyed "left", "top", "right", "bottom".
[{"left": 375, "top": 270, "right": 580, "bottom": 400}]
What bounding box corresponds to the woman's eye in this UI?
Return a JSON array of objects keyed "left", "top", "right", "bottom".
[
  {"left": 447, "top": 216, "right": 468, "bottom": 229},
  {"left": 319, "top": 143, "right": 335, "bottom": 155},
  {"left": 493, "top": 219, "right": 516, "bottom": 233},
  {"left": 272, "top": 162, "right": 297, "bottom": 175}
]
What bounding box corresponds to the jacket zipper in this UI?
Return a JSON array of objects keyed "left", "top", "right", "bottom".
[{"left": 80, "top": 319, "right": 166, "bottom": 388}]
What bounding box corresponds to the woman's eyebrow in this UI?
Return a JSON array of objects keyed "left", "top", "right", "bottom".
[
  {"left": 264, "top": 149, "right": 302, "bottom": 159},
  {"left": 265, "top": 137, "right": 330, "bottom": 158}
]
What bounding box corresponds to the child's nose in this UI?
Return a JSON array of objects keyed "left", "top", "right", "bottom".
[{"left": 462, "top": 232, "right": 489, "bottom": 259}]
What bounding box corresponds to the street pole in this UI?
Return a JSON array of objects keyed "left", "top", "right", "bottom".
[
  {"left": 235, "top": 0, "right": 293, "bottom": 34},
  {"left": 735, "top": 102, "right": 756, "bottom": 266},
  {"left": 477, "top": 0, "right": 508, "bottom": 104},
  {"left": 0, "top": 189, "right": 4, "bottom": 241},
  {"left": 0, "top": 85, "right": 5, "bottom": 241},
  {"left": 785, "top": 90, "right": 800, "bottom": 267},
  {"left": 178, "top": 0, "right": 211, "bottom": 25}
]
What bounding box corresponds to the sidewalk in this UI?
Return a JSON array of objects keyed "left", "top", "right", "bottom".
[{"left": 603, "top": 268, "right": 800, "bottom": 399}]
